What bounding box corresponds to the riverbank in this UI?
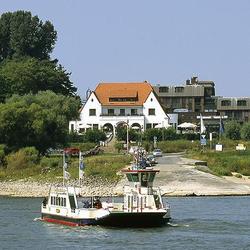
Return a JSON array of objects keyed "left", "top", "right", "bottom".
[
  {"left": 1, "top": 175, "right": 250, "bottom": 197},
  {"left": 1, "top": 153, "right": 250, "bottom": 197}
]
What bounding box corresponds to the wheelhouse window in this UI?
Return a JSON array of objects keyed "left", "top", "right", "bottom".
[
  {"left": 148, "top": 108, "right": 155, "bottom": 115},
  {"left": 89, "top": 109, "right": 96, "bottom": 116},
  {"left": 221, "top": 100, "right": 231, "bottom": 106}
]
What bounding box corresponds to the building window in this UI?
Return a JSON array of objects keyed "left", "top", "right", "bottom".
[
  {"left": 148, "top": 108, "right": 155, "bottom": 115},
  {"left": 175, "top": 87, "right": 184, "bottom": 93},
  {"left": 131, "top": 109, "right": 138, "bottom": 115},
  {"left": 237, "top": 100, "right": 247, "bottom": 106},
  {"left": 93, "top": 124, "right": 98, "bottom": 130},
  {"left": 109, "top": 97, "right": 137, "bottom": 102},
  {"left": 108, "top": 109, "right": 114, "bottom": 115},
  {"left": 89, "top": 109, "right": 96, "bottom": 116},
  {"left": 150, "top": 98, "right": 153, "bottom": 102},
  {"left": 221, "top": 100, "right": 231, "bottom": 106},
  {"left": 153, "top": 123, "right": 158, "bottom": 128},
  {"left": 70, "top": 124, "right": 74, "bottom": 131},
  {"left": 159, "top": 87, "right": 169, "bottom": 93},
  {"left": 146, "top": 123, "right": 152, "bottom": 129},
  {"left": 120, "top": 109, "right": 125, "bottom": 116}
]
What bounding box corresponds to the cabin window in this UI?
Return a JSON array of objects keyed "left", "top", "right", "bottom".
[
  {"left": 131, "top": 174, "right": 139, "bottom": 182},
  {"left": 126, "top": 174, "right": 133, "bottom": 182},
  {"left": 149, "top": 173, "right": 156, "bottom": 182},
  {"left": 63, "top": 198, "right": 66, "bottom": 207},
  {"left": 69, "top": 195, "right": 76, "bottom": 209},
  {"left": 141, "top": 173, "right": 149, "bottom": 187}
]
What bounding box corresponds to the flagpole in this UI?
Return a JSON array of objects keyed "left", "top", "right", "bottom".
[
  {"left": 63, "top": 151, "right": 65, "bottom": 187},
  {"left": 79, "top": 151, "right": 81, "bottom": 186}
]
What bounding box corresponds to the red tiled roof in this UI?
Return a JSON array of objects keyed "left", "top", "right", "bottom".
[{"left": 94, "top": 82, "right": 153, "bottom": 106}]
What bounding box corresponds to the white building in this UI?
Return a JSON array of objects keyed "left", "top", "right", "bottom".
[{"left": 69, "top": 81, "right": 172, "bottom": 134}]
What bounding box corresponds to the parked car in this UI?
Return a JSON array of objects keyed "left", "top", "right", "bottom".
[
  {"left": 153, "top": 149, "right": 162, "bottom": 157},
  {"left": 147, "top": 155, "right": 158, "bottom": 165}
]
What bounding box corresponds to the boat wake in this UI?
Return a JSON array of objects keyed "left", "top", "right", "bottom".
[
  {"left": 167, "top": 222, "right": 190, "bottom": 227},
  {"left": 33, "top": 217, "right": 42, "bottom": 222}
]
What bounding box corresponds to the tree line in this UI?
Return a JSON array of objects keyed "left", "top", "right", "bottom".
[{"left": 0, "top": 11, "right": 80, "bottom": 155}]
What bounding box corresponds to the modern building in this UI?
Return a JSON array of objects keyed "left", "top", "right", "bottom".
[
  {"left": 217, "top": 97, "right": 250, "bottom": 123},
  {"left": 153, "top": 76, "right": 217, "bottom": 124},
  {"left": 69, "top": 81, "right": 171, "bottom": 134}
]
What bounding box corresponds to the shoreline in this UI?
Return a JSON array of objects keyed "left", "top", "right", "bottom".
[{"left": 1, "top": 177, "right": 250, "bottom": 198}]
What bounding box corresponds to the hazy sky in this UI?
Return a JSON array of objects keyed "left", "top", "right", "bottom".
[{"left": 1, "top": 0, "right": 250, "bottom": 98}]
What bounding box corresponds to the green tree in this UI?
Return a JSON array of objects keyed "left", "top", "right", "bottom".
[
  {"left": 0, "top": 57, "right": 77, "bottom": 99},
  {"left": 0, "top": 11, "right": 57, "bottom": 61},
  {"left": 116, "top": 127, "right": 139, "bottom": 142},
  {"left": 162, "top": 127, "right": 178, "bottom": 140},
  {"left": 225, "top": 120, "right": 241, "bottom": 140},
  {"left": 241, "top": 122, "right": 250, "bottom": 140},
  {"left": 83, "top": 129, "right": 106, "bottom": 143},
  {"left": 143, "top": 128, "right": 162, "bottom": 142},
  {"left": 0, "top": 91, "right": 80, "bottom": 153}
]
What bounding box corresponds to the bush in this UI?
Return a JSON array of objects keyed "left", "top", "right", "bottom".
[
  {"left": 70, "top": 142, "right": 96, "bottom": 152},
  {"left": 7, "top": 147, "right": 39, "bottom": 170},
  {"left": 116, "top": 127, "right": 139, "bottom": 142},
  {"left": 0, "top": 144, "right": 6, "bottom": 167},
  {"left": 83, "top": 129, "right": 106, "bottom": 143},
  {"left": 158, "top": 140, "right": 199, "bottom": 153},
  {"left": 225, "top": 120, "right": 241, "bottom": 140},
  {"left": 143, "top": 128, "right": 162, "bottom": 142},
  {"left": 114, "top": 142, "right": 124, "bottom": 153},
  {"left": 162, "top": 128, "right": 179, "bottom": 140},
  {"left": 84, "top": 154, "right": 132, "bottom": 180},
  {"left": 241, "top": 122, "right": 250, "bottom": 140},
  {"left": 67, "top": 132, "right": 84, "bottom": 143},
  {"left": 40, "top": 157, "right": 61, "bottom": 169}
]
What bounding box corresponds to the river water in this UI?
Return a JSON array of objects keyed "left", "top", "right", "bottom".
[{"left": 0, "top": 196, "right": 250, "bottom": 250}]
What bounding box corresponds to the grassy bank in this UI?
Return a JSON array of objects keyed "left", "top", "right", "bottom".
[
  {"left": 188, "top": 150, "right": 250, "bottom": 177},
  {"left": 0, "top": 153, "right": 132, "bottom": 182},
  {"left": 155, "top": 139, "right": 250, "bottom": 177}
]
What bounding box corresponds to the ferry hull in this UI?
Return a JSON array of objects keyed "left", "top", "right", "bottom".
[
  {"left": 97, "top": 212, "right": 170, "bottom": 227},
  {"left": 41, "top": 213, "right": 99, "bottom": 226},
  {"left": 41, "top": 212, "right": 169, "bottom": 227}
]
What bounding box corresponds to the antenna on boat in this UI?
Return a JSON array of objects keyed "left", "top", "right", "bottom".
[{"left": 79, "top": 151, "right": 85, "bottom": 186}]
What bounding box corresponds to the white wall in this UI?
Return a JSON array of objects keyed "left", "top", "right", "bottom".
[{"left": 143, "top": 92, "right": 169, "bottom": 128}]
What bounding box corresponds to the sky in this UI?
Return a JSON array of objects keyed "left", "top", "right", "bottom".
[{"left": 1, "top": 0, "right": 250, "bottom": 98}]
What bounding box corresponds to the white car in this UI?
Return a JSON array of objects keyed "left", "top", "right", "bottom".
[{"left": 153, "top": 149, "right": 162, "bottom": 157}]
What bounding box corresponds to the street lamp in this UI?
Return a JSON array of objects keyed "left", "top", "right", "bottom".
[{"left": 126, "top": 119, "right": 129, "bottom": 154}]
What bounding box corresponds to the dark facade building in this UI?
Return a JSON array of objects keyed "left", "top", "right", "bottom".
[
  {"left": 154, "top": 76, "right": 217, "bottom": 124},
  {"left": 217, "top": 97, "right": 250, "bottom": 123}
]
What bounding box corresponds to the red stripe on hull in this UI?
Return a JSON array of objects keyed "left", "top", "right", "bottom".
[{"left": 42, "top": 217, "right": 79, "bottom": 227}]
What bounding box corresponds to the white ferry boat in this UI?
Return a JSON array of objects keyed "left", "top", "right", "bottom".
[{"left": 41, "top": 149, "right": 170, "bottom": 227}]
